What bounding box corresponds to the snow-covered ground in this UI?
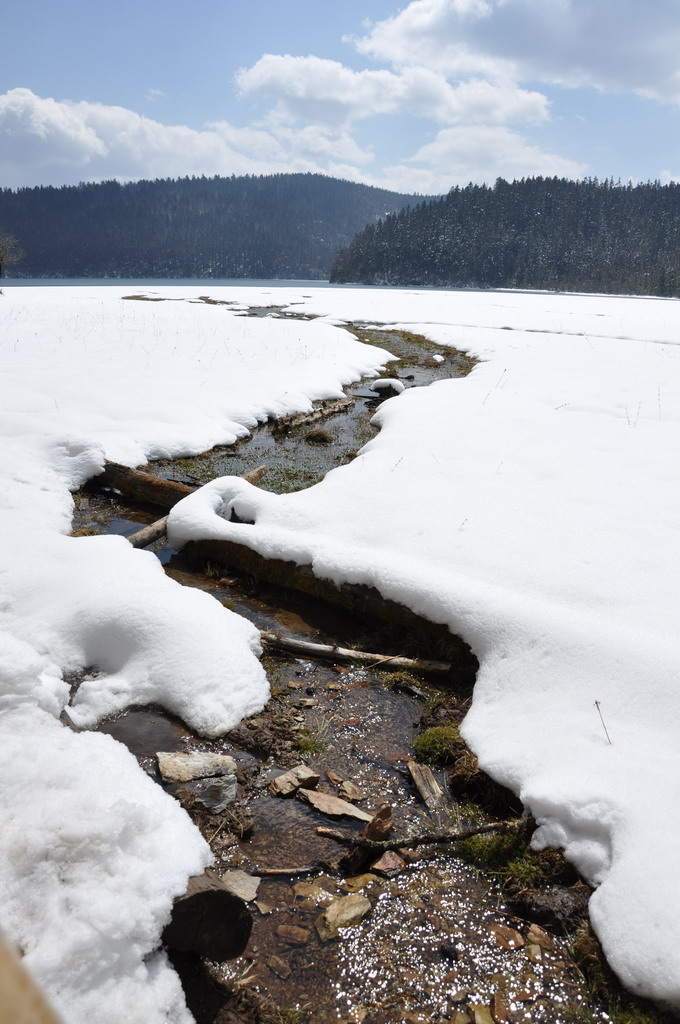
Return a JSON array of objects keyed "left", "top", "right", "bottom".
[
  {"left": 2, "top": 283, "right": 680, "bottom": 1017},
  {"left": 0, "top": 286, "right": 393, "bottom": 1022}
]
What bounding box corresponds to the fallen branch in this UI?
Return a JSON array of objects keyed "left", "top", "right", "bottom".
[
  {"left": 124, "top": 465, "right": 267, "bottom": 549},
  {"left": 250, "top": 864, "right": 320, "bottom": 877},
  {"left": 127, "top": 515, "right": 168, "bottom": 549},
  {"left": 316, "top": 819, "right": 521, "bottom": 854},
  {"left": 271, "top": 396, "right": 353, "bottom": 435},
  {"left": 260, "top": 632, "right": 454, "bottom": 677}
]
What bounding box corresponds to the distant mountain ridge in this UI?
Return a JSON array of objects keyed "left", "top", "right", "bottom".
[
  {"left": 0, "top": 173, "right": 426, "bottom": 280},
  {"left": 330, "top": 176, "right": 680, "bottom": 297}
]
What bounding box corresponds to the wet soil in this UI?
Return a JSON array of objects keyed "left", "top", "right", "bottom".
[{"left": 70, "top": 310, "right": 615, "bottom": 1023}]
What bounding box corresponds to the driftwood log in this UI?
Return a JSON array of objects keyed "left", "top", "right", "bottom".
[
  {"left": 162, "top": 868, "right": 252, "bottom": 961},
  {"left": 260, "top": 632, "right": 454, "bottom": 677},
  {"left": 271, "top": 396, "right": 353, "bottom": 435},
  {"left": 99, "top": 461, "right": 195, "bottom": 509},
  {"left": 95, "top": 460, "right": 475, "bottom": 672}
]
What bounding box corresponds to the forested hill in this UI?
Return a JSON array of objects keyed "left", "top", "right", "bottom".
[
  {"left": 0, "top": 173, "right": 424, "bottom": 279},
  {"left": 330, "top": 177, "right": 680, "bottom": 297}
]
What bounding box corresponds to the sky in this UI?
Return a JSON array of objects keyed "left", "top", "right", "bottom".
[{"left": 1, "top": 0, "right": 679, "bottom": 195}]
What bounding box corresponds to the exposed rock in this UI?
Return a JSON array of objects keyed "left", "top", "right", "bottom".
[
  {"left": 268, "top": 765, "right": 321, "bottom": 797},
  {"left": 221, "top": 870, "right": 261, "bottom": 903},
  {"left": 156, "top": 750, "right": 237, "bottom": 783},
  {"left": 315, "top": 893, "right": 372, "bottom": 942},
  {"left": 255, "top": 901, "right": 274, "bottom": 915},
  {"left": 277, "top": 924, "right": 311, "bottom": 945},
  {"left": 488, "top": 923, "right": 524, "bottom": 949},
  {"left": 327, "top": 769, "right": 343, "bottom": 784},
  {"left": 338, "top": 780, "right": 365, "bottom": 802},
  {"left": 370, "top": 850, "right": 405, "bottom": 877},
  {"left": 298, "top": 789, "right": 373, "bottom": 822}
]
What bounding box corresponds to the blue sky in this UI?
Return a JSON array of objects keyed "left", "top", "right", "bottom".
[{"left": 1, "top": 0, "right": 679, "bottom": 194}]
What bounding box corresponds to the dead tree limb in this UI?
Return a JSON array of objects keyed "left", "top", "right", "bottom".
[
  {"left": 124, "top": 465, "right": 267, "bottom": 549},
  {"left": 260, "top": 632, "right": 453, "bottom": 677},
  {"left": 271, "top": 397, "right": 353, "bottom": 435},
  {"left": 127, "top": 515, "right": 169, "bottom": 549},
  {"left": 315, "top": 819, "right": 521, "bottom": 854}
]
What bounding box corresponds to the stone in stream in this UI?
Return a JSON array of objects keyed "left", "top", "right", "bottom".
[
  {"left": 268, "top": 955, "right": 291, "bottom": 979},
  {"left": 297, "top": 788, "right": 373, "bottom": 822},
  {"left": 220, "top": 869, "right": 261, "bottom": 903},
  {"left": 315, "top": 893, "right": 372, "bottom": 942},
  {"left": 488, "top": 922, "right": 524, "bottom": 950},
  {"left": 277, "top": 923, "right": 311, "bottom": 945},
  {"left": 293, "top": 880, "right": 336, "bottom": 908},
  {"left": 370, "top": 850, "right": 405, "bottom": 878},
  {"left": 469, "top": 1006, "right": 495, "bottom": 1024},
  {"left": 195, "top": 776, "right": 238, "bottom": 813},
  {"left": 268, "top": 764, "right": 321, "bottom": 797},
  {"left": 156, "top": 750, "right": 237, "bottom": 783},
  {"left": 362, "top": 804, "right": 393, "bottom": 839},
  {"left": 338, "top": 779, "right": 365, "bottom": 802}
]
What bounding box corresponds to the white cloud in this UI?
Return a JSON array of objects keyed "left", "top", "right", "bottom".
[
  {"left": 0, "top": 88, "right": 328, "bottom": 188},
  {"left": 355, "top": 0, "right": 680, "bottom": 103},
  {"left": 374, "top": 123, "right": 586, "bottom": 193},
  {"left": 237, "top": 54, "right": 548, "bottom": 127}
]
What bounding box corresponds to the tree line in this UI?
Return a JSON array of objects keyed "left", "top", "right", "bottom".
[
  {"left": 0, "top": 173, "right": 422, "bottom": 280},
  {"left": 330, "top": 177, "right": 680, "bottom": 297}
]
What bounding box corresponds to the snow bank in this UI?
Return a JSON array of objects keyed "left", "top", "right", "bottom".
[
  {"left": 167, "top": 285, "right": 680, "bottom": 1008},
  {"left": 0, "top": 285, "right": 393, "bottom": 1021}
]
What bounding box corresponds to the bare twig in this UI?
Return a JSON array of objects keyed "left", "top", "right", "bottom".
[{"left": 594, "top": 700, "right": 613, "bottom": 745}]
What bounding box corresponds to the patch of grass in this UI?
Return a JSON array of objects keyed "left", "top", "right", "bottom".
[
  {"left": 413, "top": 725, "right": 465, "bottom": 766},
  {"left": 294, "top": 728, "right": 327, "bottom": 756},
  {"left": 70, "top": 527, "right": 100, "bottom": 537},
  {"left": 380, "top": 669, "right": 422, "bottom": 690},
  {"left": 457, "top": 827, "right": 566, "bottom": 893},
  {"left": 304, "top": 428, "right": 334, "bottom": 445},
  {"left": 260, "top": 1009, "right": 304, "bottom": 1024}
]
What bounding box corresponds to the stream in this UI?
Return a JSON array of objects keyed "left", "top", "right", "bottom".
[{"left": 71, "top": 308, "right": 608, "bottom": 1024}]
